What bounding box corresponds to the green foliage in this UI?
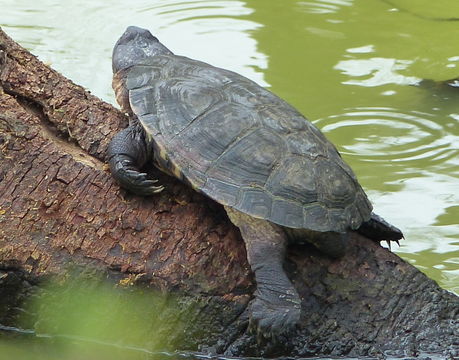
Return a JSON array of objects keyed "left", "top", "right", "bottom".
[{"left": 1, "top": 274, "right": 185, "bottom": 359}]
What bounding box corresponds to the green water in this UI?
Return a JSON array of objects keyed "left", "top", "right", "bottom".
[{"left": 1, "top": 0, "right": 458, "bottom": 295}]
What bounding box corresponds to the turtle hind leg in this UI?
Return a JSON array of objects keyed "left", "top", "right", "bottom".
[
  {"left": 107, "top": 125, "right": 164, "bottom": 195},
  {"left": 357, "top": 212, "right": 403, "bottom": 244},
  {"left": 225, "top": 207, "right": 301, "bottom": 340}
]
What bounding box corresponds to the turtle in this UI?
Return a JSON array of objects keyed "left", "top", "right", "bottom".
[{"left": 108, "top": 26, "right": 403, "bottom": 339}]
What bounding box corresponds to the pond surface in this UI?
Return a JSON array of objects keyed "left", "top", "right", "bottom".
[{"left": 1, "top": 0, "right": 458, "bottom": 299}]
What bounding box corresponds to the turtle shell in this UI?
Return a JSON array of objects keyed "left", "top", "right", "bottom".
[{"left": 125, "top": 55, "right": 372, "bottom": 232}]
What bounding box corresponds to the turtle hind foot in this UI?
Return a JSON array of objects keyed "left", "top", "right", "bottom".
[
  {"left": 249, "top": 285, "right": 301, "bottom": 343},
  {"left": 357, "top": 212, "right": 404, "bottom": 245}
]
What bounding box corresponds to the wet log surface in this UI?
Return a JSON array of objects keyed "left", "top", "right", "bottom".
[{"left": 0, "top": 28, "right": 457, "bottom": 358}]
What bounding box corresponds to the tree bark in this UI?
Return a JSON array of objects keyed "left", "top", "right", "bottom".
[{"left": 0, "top": 28, "right": 457, "bottom": 358}]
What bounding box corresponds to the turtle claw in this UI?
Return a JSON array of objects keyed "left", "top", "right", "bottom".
[
  {"left": 253, "top": 309, "right": 296, "bottom": 344},
  {"left": 384, "top": 238, "right": 402, "bottom": 251},
  {"left": 149, "top": 184, "right": 165, "bottom": 193},
  {"left": 386, "top": 240, "right": 392, "bottom": 250},
  {"left": 111, "top": 156, "right": 165, "bottom": 195},
  {"left": 249, "top": 288, "right": 301, "bottom": 344},
  {"left": 128, "top": 175, "right": 164, "bottom": 195},
  {"left": 125, "top": 169, "right": 145, "bottom": 179}
]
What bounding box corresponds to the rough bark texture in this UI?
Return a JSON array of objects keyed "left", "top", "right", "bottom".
[{"left": 0, "top": 28, "right": 457, "bottom": 358}]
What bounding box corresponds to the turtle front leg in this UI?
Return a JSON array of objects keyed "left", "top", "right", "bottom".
[
  {"left": 107, "top": 126, "right": 164, "bottom": 195},
  {"left": 225, "top": 207, "right": 301, "bottom": 340}
]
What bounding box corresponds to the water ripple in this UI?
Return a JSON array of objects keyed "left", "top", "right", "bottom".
[
  {"left": 2, "top": 0, "right": 269, "bottom": 101},
  {"left": 314, "top": 107, "right": 459, "bottom": 165},
  {"left": 140, "top": 0, "right": 252, "bottom": 16},
  {"left": 299, "top": 0, "right": 353, "bottom": 14}
]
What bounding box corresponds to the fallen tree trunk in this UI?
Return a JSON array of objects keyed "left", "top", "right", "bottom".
[{"left": 0, "top": 28, "right": 457, "bottom": 358}]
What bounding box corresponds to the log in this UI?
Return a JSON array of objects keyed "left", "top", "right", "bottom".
[{"left": 0, "top": 27, "right": 457, "bottom": 358}]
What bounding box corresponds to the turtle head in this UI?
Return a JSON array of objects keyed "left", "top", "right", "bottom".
[{"left": 112, "top": 26, "right": 172, "bottom": 73}]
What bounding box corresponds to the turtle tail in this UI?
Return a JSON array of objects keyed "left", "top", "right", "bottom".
[{"left": 357, "top": 212, "right": 403, "bottom": 245}]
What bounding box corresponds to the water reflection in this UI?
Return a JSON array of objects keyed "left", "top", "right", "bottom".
[
  {"left": 382, "top": 0, "right": 459, "bottom": 21},
  {"left": 335, "top": 57, "right": 420, "bottom": 87},
  {"left": 315, "top": 107, "right": 459, "bottom": 164},
  {"left": 1, "top": 0, "right": 268, "bottom": 103},
  {"left": 300, "top": 0, "right": 353, "bottom": 15}
]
